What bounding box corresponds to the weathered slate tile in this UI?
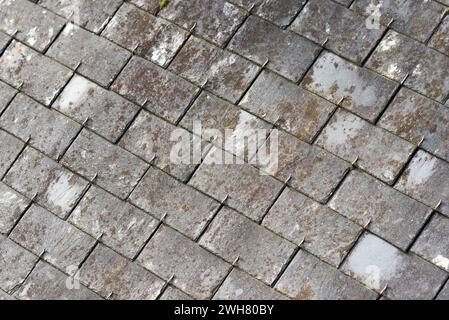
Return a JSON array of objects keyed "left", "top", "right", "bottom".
[
  {"left": 264, "top": 188, "right": 361, "bottom": 266},
  {"left": 0, "top": 81, "right": 16, "bottom": 114},
  {"left": 0, "top": 289, "right": 15, "bottom": 300},
  {"left": 47, "top": 23, "right": 130, "bottom": 87},
  {"left": 229, "top": 16, "right": 320, "bottom": 82},
  {"left": 189, "top": 147, "right": 284, "bottom": 221},
  {"left": 200, "top": 207, "right": 296, "bottom": 284},
  {"left": 70, "top": 186, "right": 158, "bottom": 259},
  {"left": 10, "top": 204, "right": 95, "bottom": 272},
  {"left": 342, "top": 233, "right": 447, "bottom": 300},
  {"left": 214, "top": 269, "right": 287, "bottom": 300},
  {"left": 0, "top": 41, "right": 72, "bottom": 105},
  {"left": 396, "top": 151, "right": 449, "bottom": 217},
  {"left": 0, "top": 235, "right": 37, "bottom": 293},
  {"left": 129, "top": 167, "right": 219, "bottom": 239},
  {"left": 0, "top": 0, "right": 65, "bottom": 51},
  {"left": 103, "top": 3, "right": 188, "bottom": 67},
  {"left": 39, "top": 0, "right": 123, "bottom": 33},
  {"left": 159, "top": 286, "right": 192, "bottom": 300},
  {"left": 0, "top": 181, "right": 29, "bottom": 234},
  {"left": 62, "top": 130, "right": 148, "bottom": 199},
  {"left": 379, "top": 89, "right": 449, "bottom": 162},
  {"left": 15, "top": 261, "right": 100, "bottom": 300},
  {"left": 329, "top": 170, "right": 431, "bottom": 250},
  {"left": 316, "top": 109, "right": 415, "bottom": 184},
  {"left": 0, "top": 129, "right": 23, "bottom": 178},
  {"left": 128, "top": 0, "right": 160, "bottom": 14},
  {"left": 366, "top": 30, "right": 449, "bottom": 102},
  {"left": 302, "top": 52, "right": 398, "bottom": 122},
  {"left": 412, "top": 214, "right": 449, "bottom": 272},
  {"left": 112, "top": 56, "right": 198, "bottom": 122},
  {"left": 239, "top": 70, "right": 335, "bottom": 142},
  {"left": 352, "top": 0, "right": 446, "bottom": 43},
  {"left": 276, "top": 250, "right": 377, "bottom": 300},
  {"left": 0, "top": 93, "right": 81, "bottom": 159},
  {"left": 138, "top": 225, "right": 230, "bottom": 299},
  {"left": 0, "top": 32, "right": 10, "bottom": 52},
  {"left": 169, "top": 36, "right": 260, "bottom": 103},
  {"left": 53, "top": 75, "right": 139, "bottom": 143},
  {"left": 437, "top": 282, "right": 449, "bottom": 300},
  {"left": 429, "top": 16, "right": 449, "bottom": 56},
  {"left": 254, "top": 0, "right": 305, "bottom": 27},
  {"left": 160, "top": 0, "right": 246, "bottom": 46},
  {"left": 80, "top": 245, "right": 164, "bottom": 300}
]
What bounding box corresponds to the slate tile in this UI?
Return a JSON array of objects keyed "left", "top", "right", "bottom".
[
  {"left": 343, "top": 233, "right": 447, "bottom": 300},
  {"left": 0, "top": 93, "right": 81, "bottom": 159},
  {"left": 254, "top": 0, "right": 305, "bottom": 27},
  {"left": 10, "top": 204, "right": 95, "bottom": 272},
  {"left": 0, "top": 0, "right": 65, "bottom": 51},
  {"left": 128, "top": 0, "right": 160, "bottom": 14},
  {"left": 0, "top": 41, "right": 73, "bottom": 106},
  {"left": 159, "top": 0, "right": 246, "bottom": 46},
  {"left": 0, "top": 129, "right": 23, "bottom": 178},
  {"left": 0, "top": 32, "right": 10, "bottom": 52},
  {"left": 316, "top": 109, "right": 415, "bottom": 184},
  {"left": 103, "top": 3, "right": 188, "bottom": 67},
  {"left": 437, "top": 282, "right": 449, "bottom": 300},
  {"left": 47, "top": 23, "right": 131, "bottom": 87},
  {"left": 112, "top": 56, "right": 198, "bottom": 122},
  {"left": 53, "top": 75, "right": 139, "bottom": 143},
  {"left": 429, "top": 16, "right": 449, "bottom": 56},
  {"left": 159, "top": 286, "right": 192, "bottom": 300},
  {"left": 4, "top": 147, "right": 88, "bottom": 218},
  {"left": 264, "top": 188, "right": 361, "bottom": 266},
  {"left": 137, "top": 225, "right": 230, "bottom": 299},
  {"left": 69, "top": 186, "right": 158, "bottom": 259},
  {"left": 0, "top": 181, "right": 30, "bottom": 234},
  {"left": 239, "top": 70, "right": 335, "bottom": 142},
  {"left": 396, "top": 150, "right": 449, "bottom": 217},
  {"left": 214, "top": 269, "right": 287, "bottom": 300},
  {"left": 412, "top": 214, "right": 449, "bottom": 272},
  {"left": 228, "top": 16, "right": 320, "bottom": 82},
  {"left": 379, "top": 90, "right": 449, "bottom": 163},
  {"left": 61, "top": 130, "right": 148, "bottom": 199},
  {"left": 0, "top": 81, "right": 16, "bottom": 114},
  {"left": 302, "top": 52, "right": 398, "bottom": 122},
  {"left": 169, "top": 36, "right": 260, "bottom": 103},
  {"left": 276, "top": 250, "right": 377, "bottom": 300},
  {"left": 129, "top": 167, "right": 219, "bottom": 239},
  {"left": 329, "top": 170, "right": 431, "bottom": 250},
  {"left": 0, "top": 289, "right": 15, "bottom": 300},
  {"left": 80, "top": 245, "right": 165, "bottom": 300}
]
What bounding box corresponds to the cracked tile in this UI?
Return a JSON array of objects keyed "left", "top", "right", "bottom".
[{"left": 0, "top": 181, "right": 30, "bottom": 234}]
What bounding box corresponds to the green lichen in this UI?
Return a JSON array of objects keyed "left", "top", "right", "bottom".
[{"left": 159, "top": 0, "right": 169, "bottom": 10}]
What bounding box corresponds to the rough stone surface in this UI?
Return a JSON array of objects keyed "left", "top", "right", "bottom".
[
  {"left": 429, "top": 16, "right": 449, "bottom": 56},
  {"left": 0, "top": 32, "right": 10, "bottom": 52},
  {"left": 159, "top": 286, "right": 193, "bottom": 300},
  {"left": 128, "top": 0, "right": 160, "bottom": 14},
  {"left": 437, "top": 282, "right": 449, "bottom": 300},
  {"left": 0, "top": 181, "right": 29, "bottom": 234},
  {"left": 0, "top": 129, "right": 23, "bottom": 178},
  {"left": 0, "top": 81, "right": 15, "bottom": 114}
]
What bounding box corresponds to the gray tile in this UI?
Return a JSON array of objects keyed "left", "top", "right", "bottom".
[
  {"left": 0, "top": 32, "right": 10, "bottom": 52},
  {"left": 253, "top": 0, "right": 305, "bottom": 27},
  {"left": 429, "top": 16, "right": 449, "bottom": 56},
  {"left": 0, "top": 81, "right": 16, "bottom": 114},
  {"left": 128, "top": 0, "right": 160, "bottom": 14},
  {"left": 0, "top": 181, "right": 30, "bottom": 234},
  {"left": 0, "top": 129, "right": 23, "bottom": 178},
  {"left": 437, "top": 282, "right": 449, "bottom": 300},
  {"left": 159, "top": 286, "right": 192, "bottom": 300},
  {"left": 0, "top": 289, "right": 15, "bottom": 300}
]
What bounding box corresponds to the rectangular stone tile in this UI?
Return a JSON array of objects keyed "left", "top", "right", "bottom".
[
  {"left": 0, "top": 81, "right": 16, "bottom": 114},
  {"left": 229, "top": 16, "right": 320, "bottom": 82},
  {"left": 329, "top": 170, "right": 431, "bottom": 250},
  {"left": 276, "top": 250, "right": 377, "bottom": 300},
  {"left": 169, "top": 36, "right": 260, "bottom": 103},
  {"left": 0, "top": 181, "right": 29, "bottom": 234},
  {"left": 69, "top": 186, "right": 158, "bottom": 259},
  {"left": 352, "top": 0, "right": 446, "bottom": 43},
  {"left": 263, "top": 188, "right": 361, "bottom": 266},
  {"left": 53, "top": 75, "right": 139, "bottom": 143},
  {"left": 112, "top": 56, "right": 198, "bottom": 122},
  {"left": 39, "top": 0, "right": 123, "bottom": 33},
  {"left": 437, "top": 282, "right": 449, "bottom": 300},
  {"left": 62, "top": 130, "right": 148, "bottom": 199},
  {"left": 129, "top": 167, "right": 219, "bottom": 239},
  {"left": 137, "top": 225, "right": 230, "bottom": 299},
  {"left": 0, "top": 235, "right": 37, "bottom": 293},
  {"left": 378, "top": 88, "right": 449, "bottom": 162},
  {"left": 291, "top": 0, "right": 385, "bottom": 63},
  {"left": 103, "top": 3, "right": 188, "bottom": 68},
  {"left": 80, "top": 245, "right": 164, "bottom": 300},
  {"left": 189, "top": 147, "right": 284, "bottom": 221},
  {"left": 128, "top": 0, "right": 160, "bottom": 14},
  {"left": 366, "top": 30, "right": 449, "bottom": 102},
  {"left": 303, "top": 52, "right": 398, "bottom": 122},
  {"left": 239, "top": 70, "right": 335, "bottom": 142},
  {"left": 214, "top": 269, "right": 287, "bottom": 300},
  {"left": 0, "top": 93, "right": 81, "bottom": 159},
  {"left": 0, "top": 129, "right": 23, "bottom": 178},
  {"left": 412, "top": 214, "right": 449, "bottom": 272},
  {"left": 0, "top": 0, "right": 65, "bottom": 51},
  {"left": 10, "top": 204, "right": 95, "bottom": 272},
  {"left": 316, "top": 109, "right": 415, "bottom": 184},
  {"left": 15, "top": 261, "right": 100, "bottom": 300},
  {"left": 159, "top": 286, "right": 192, "bottom": 300},
  {"left": 200, "top": 207, "right": 296, "bottom": 285},
  {"left": 396, "top": 150, "right": 449, "bottom": 217},
  {"left": 429, "top": 16, "right": 449, "bottom": 56},
  {"left": 159, "top": 0, "right": 246, "bottom": 46},
  {"left": 47, "top": 23, "right": 131, "bottom": 87},
  {"left": 4, "top": 147, "right": 89, "bottom": 218},
  {"left": 342, "top": 233, "right": 447, "bottom": 300},
  {"left": 0, "top": 41, "right": 72, "bottom": 106}
]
